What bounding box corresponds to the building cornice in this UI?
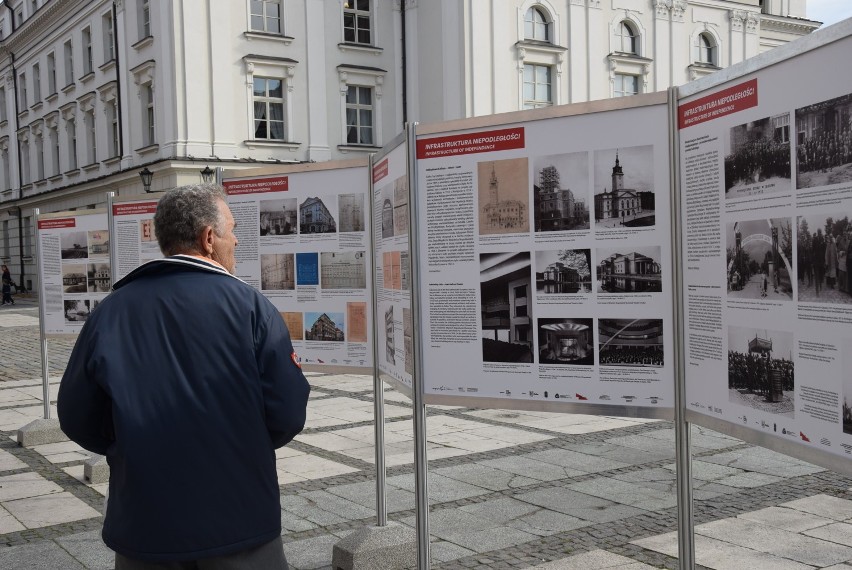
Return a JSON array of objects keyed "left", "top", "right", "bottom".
[
  {"left": 1, "top": 0, "right": 88, "bottom": 55},
  {"left": 760, "top": 14, "right": 821, "bottom": 35}
]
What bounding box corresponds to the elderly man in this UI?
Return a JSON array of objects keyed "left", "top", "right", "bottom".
[{"left": 58, "top": 184, "right": 310, "bottom": 569}]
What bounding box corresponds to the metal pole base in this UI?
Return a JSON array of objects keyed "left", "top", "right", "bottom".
[{"left": 331, "top": 522, "right": 417, "bottom": 570}]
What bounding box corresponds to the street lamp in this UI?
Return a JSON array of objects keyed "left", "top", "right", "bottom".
[
  {"left": 139, "top": 167, "right": 153, "bottom": 193},
  {"left": 200, "top": 165, "right": 215, "bottom": 184}
]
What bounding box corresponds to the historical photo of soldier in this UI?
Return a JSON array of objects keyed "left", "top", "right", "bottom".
[
  {"left": 63, "top": 299, "right": 91, "bottom": 323},
  {"left": 795, "top": 92, "right": 852, "bottom": 189},
  {"left": 728, "top": 325, "right": 794, "bottom": 418},
  {"left": 259, "top": 198, "right": 297, "bottom": 236},
  {"left": 535, "top": 249, "right": 592, "bottom": 294},
  {"left": 537, "top": 318, "right": 594, "bottom": 365},
  {"left": 304, "top": 311, "right": 345, "bottom": 342},
  {"left": 596, "top": 246, "right": 662, "bottom": 293},
  {"left": 62, "top": 264, "right": 88, "bottom": 293},
  {"left": 532, "top": 151, "right": 589, "bottom": 232},
  {"left": 299, "top": 196, "right": 337, "bottom": 234},
  {"left": 726, "top": 218, "right": 793, "bottom": 300},
  {"left": 260, "top": 253, "right": 295, "bottom": 290},
  {"left": 87, "top": 230, "right": 110, "bottom": 257},
  {"left": 598, "top": 319, "right": 663, "bottom": 367},
  {"left": 797, "top": 212, "right": 852, "bottom": 303},
  {"left": 724, "top": 113, "right": 792, "bottom": 198},
  {"left": 593, "top": 145, "right": 655, "bottom": 229},
  {"left": 87, "top": 263, "right": 111, "bottom": 293},
  {"left": 338, "top": 193, "right": 365, "bottom": 233},
  {"left": 60, "top": 230, "right": 88, "bottom": 260},
  {"left": 477, "top": 158, "right": 530, "bottom": 235},
  {"left": 481, "top": 252, "right": 533, "bottom": 363}
]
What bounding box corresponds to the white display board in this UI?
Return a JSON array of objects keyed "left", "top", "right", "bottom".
[
  {"left": 109, "top": 193, "right": 164, "bottom": 282},
  {"left": 679, "top": 21, "right": 852, "bottom": 473},
  {"left": 414, "top": 96, "right": 675, "bottom": 417},
  {"left": 372, "top": 134, "right": 414, "bottom": 397},
  {"left": 222, "top": 160, "right": 373, "bottom": 372},
  {"left": 37, "top": 210, "right": 110, "bottom": 336}
]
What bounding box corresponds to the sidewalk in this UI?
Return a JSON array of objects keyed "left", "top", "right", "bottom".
[{"left": 1, "top": 304, "right": 851, "bottom": 569}]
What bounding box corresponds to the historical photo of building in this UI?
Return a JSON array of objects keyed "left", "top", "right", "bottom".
[
  {"left": 538, "top": 318, "right": 594, "bottom": 365},
  {"left": 140, "top": 219, "right": 157, "bottom": 242},
  {"left": 64, "top": 299, "right": 90, "bottom": 323},
  {"left": 403, "top": 307, "right": 413, "bottom": 375},
  {"left": 394, "top": 176, "right": 409, "bottom": 236},
  {"left": 338, "top": 193, "right": 365, "bottom": 233},
  {"left": 593, "top": 146, "right": 655, "bottom": 228},
  {"left": 280, "top": 312, "right": 304, "bottom": 341},
  {"left": 87, "top": 263, "right": 111, "bottom": 293},
  {"left": 477, "top": 158, "right": 530, "bottom": 235},
  {"left": 797, "top": 212, "right": 852, "bottom": 304},
  {"left": 304, "top": 311, "right": 345, "bottom": 342},
  {"left": 728, "top": 325, "right": 794, "bottom": 417},
  {"left": 598, "top": 319, "right": 663, "bottom": 367},
  {"left": 596, "top": 246, "right": 663, "bottom": 293},
  {"left": 726, "top": 218, "right": 794, "bottom": 300},
  {"left": 481, "top": 252, "right": 533, "bottom": 363},
  {"left": 385, "top": 306, "right": 395, "bottom": 364},
  {"left": 299, "top": 197, "right": 337, "bottom": 234},
  {"left": 259, "top": 198, "right": 297, "bottom": 236},
  {"left": 796, "top": 92, "right": 852, "bottom": 189},
  {"left": 347, "top": 302, "right": 368, "bottom": 343},
  {"left": 724, "top": 114, "right": 792, "bottom": 198},
  {"left": 321, "top": 251, "right": 366, "bottom": 289},
  {"left": 87, "top": 230, "right": 109, "bottom": 257},
  {"left": 535, "top": 249, "right": 592, "bottom": 294},
  {"left": 60, "top": 231, "right": 88, "bottom": 259},
  {"left": 62, "top": 264, "right": 87, "bottom": 293},
  {"left": 400, "top": 251, "right": 410, "bottom": 291},
  {"left": 260, "top": 253, "right": 295, "bottom": 290},
  {"left": 380, "top": 181, "right": 395, "bottom": 239},
  {"left": 532, "top": 152, "right": 589, "bottom": 232},
  {"left": 296, "top": 252, "right": 319, "bottom": 286}
]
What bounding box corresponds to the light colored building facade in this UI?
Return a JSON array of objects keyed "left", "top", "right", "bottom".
[{"left": 0, "top": 0, "right": 819, "bottom": 292}]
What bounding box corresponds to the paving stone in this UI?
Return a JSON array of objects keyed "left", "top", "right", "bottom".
[
  {"left": 782, "top": 494, "right": 852, "bottom": 521},
  {"left": 387, "top": 473, "right": 490, "bottom": 503},
  {"left": 700, "top": 448, "right": 824, "bottom": 477},
  {"left": 0, "top": 471, "right": 63, "bottom": 501},
  {"left": 0, "top": 540, "right": 86, "bottom": 569},
  {"left": 433, "top": 463, "right": 540, "bottom": 491},
  {"left": 55, "top": 529, "right": 115, "bottom": 569},
  {"left": 507, "top": 509, "right": 591, "bottom": 536},
  {"left": 325, "top": 480, "right": 415, "bottom": 513},
  {"left": 3, "top": 491, "right": 102, "bottom": 528},
  {"left": 478, "top": 455, "right": 585, "bottom": 482},
  {"left": 738, "top": 506, "right": 836, "bottom": 533},
  {"left": 529, "top": 549, "right": 651, "bottom": 569},
  {"left": 0, "top": 448, "right": 27, "bottom": 472},
  {"left": 283, "top": 533, "right": 340, "bottom": 570},
  {"left": 524, "top": 448, "right": 630, "bottom": 473},
  {"left": 299, "top": 489, "right": 376, "bottom": 521},
  {"left": 662, "top": 459, "right": 744, "bottom": 481},
  {"left": 0, "top": 504, "right": 25, "bottom": 533},
  {"left": 602, "top": 434, "right": 677, "bottom": 458},
  {"left": 431, "top": 540, "right": 477, "bottom": 563},
  {"left": 567, "top": 477, "right": 677, "bottom": 511},
  {"left": 514, "top": 487, "right": 646, "bottom": 523},
  {"left": 803, "top": 522, "right": 852, "bottom": 547},
  {"left": 458, "top": 497, "right": 541, "bottom": 524},
  {"left": 561, "top": 442, "right": 671, "bottom": 465}
]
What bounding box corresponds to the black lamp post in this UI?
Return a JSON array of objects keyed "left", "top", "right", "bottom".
[
  {"left": 200, "top": 165, "right": 215, "bottom": 184},
  {"left": 139, "top": 167, "right": 153, "bottom": 193}
]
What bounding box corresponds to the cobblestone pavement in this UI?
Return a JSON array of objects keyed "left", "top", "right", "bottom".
[{"left": 1, "top": 300, "right": 852, "bottom": 569}]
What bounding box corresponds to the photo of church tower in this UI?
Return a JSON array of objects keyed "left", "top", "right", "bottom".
[
  {"left": 478, "top": 158, "right": 530, "bottom": 235},
  {"left": 594, "top": 146, "right": 655, "bottom": 228}
]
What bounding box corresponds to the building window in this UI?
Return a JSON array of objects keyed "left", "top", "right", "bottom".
[
  {"left": 18, "top": 72, "right": 26, "bottom": 108},
  {"left": 144, "top": 84, "right": 155, "bottom": 145},
  {"left": 696, "top": 33, "right": 716, "bottom": 65},
  {"left": 23, "top": 216, "right": 32, "bottom": 257},
  {"left": 345, "top": 85, "right": 373, "bottom": 145},
  {"left": 0, "top": 88, "right": 6, "bottom": 122},
  {"left": 343, "top": 0, "right": 371, "bottom": 45},
  {"left": 524, "top": 7, "right": 550, "bottom": 42},
  {"left": 250, "top": 0, "right": 281, "bottom": 34},
  {"left": 14, "top": 7, "right": 23, "bottom": 27},
  {"left": 523, "top": 64, "right": 552, "bottom": 109},
  {"left": 32, "top": 63, "right": 40, "bottom": 102},
  {"left": 1, "top": 220, "right": 8, "bottom": 258},
  {"left": 20, "top": 141, "right": 30, "bottom": 185},
  {"left": 49, "top": 127, "right": 59, "bottom": 175},
  {"left": 253, "top": 77, "right": 285, "bottom": 140},
  {"left": 85, "top": 109, "right": 96, "bottom": 163},
  {"left": 616, "top": 21, "right": 638, "bottom": 55},
  {"left": 103, "top": 12, "right": 115, "bottom": 62},
  {"left": 108, "top": 100, "right": 119, "bottom": 157},
  {"left": 82, "top": 27, "right": 93, "bottom": 75},
  {"left": 67, "top": 118, "right": 78, "bottom": 169},
  {"left": 35, "top": 133, "right": 44, "bottom": 180},
  {"left": 64, "top": 40, "right": 74, "bottom": 87},
  {"left": 139, "top": 0, "right": 150, "bottom": 39},
  {"left": 47, "top": 53, "right": 56, "bottom": 94},
  {"left": 1, "top": 150, "right": 9, "bottom": 189},
  {"left": 614, "top": 73, "right": 639, "bottom": 97}
]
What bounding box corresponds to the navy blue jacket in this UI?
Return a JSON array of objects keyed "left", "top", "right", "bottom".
[{"left": 58, "top": 255, "right": 310, "bottom": 562}]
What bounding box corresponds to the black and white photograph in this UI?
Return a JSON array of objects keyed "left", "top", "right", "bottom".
[
  {"left": 844, "top": 337, "right": 852, "bottom": 436},
  {"left": 259, "top": 198, "right": 297, "bottom": 236},
  {"left": 62, "top": 264, "right": 87, "bottom": 293},
  {"left": 63, "top": 299, "right": 91, "bottom": 323},
  {"left": 477, "top": 158, "right": 530, "bottom": 235},
  {"left": 532, "top": 152, "right": 589, "bottom": 232},
  {"left": 796, "top": 92, "right": 852, "bottom": 189},
  {"left": 385, "top": 306, "right": 395, "bottom": 365},
  {"left": 593, "top": 146, "right": 655, "bottom": 228},
  {"left": 598, "top": 319, "right": 664, "bottom": 367},
  {"left": 260, "top": 253, "right": 295, "bottom": 290},
  {"left": 535, "top": 249, "right": 592, "bottom": 294},
  {"left": 304, "top": 311, "right": 345, "bottom": 342},
  {"left": 537, "top": 318, "right": 594, "bottom": 365},
  {"left": 87, "top": 263, "right": 111, "bottom": 293},
  {"left": 726, "top": 218, "right": 793, "bottom": 300},
  {"left": 299, "top": 197, "right": 337, "bottom": 234},
  {"left": 379, "top": 181, "right": 395, "bottom": 239},
  {"left": 338, "top": 193, "right": 365, "bottom": 233},
  {"left": 403, "top": 307, "right": 413, "bottom": 375},
  {"left": 481, "top": 252, "right": 533, "bottom": 363},
  {"left": 728, "top": 326, "right": 794, "bottom": 418},
  {"left": 60, "top": 231, "right": 88, "bottom": 260},
  {"left": 724, "top": 114, "right": 792, "bottom": 198},
  {"left": 87, "top": 230, "right": 109, "bottom": 257},
  {"left": 321, "top": 251, "right": 366, "bottom": 289},
  {"left": 393, "top": 176, "right": 409, "bottom": 236},
  {"left": 596, "top": 246, "right": 662, "bottom": 293},
  {"left": 797, "top": 212, "right": 852, "bottom": 303}
]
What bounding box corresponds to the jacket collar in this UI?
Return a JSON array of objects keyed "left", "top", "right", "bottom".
[{"left": 113, "top": 255, "right": 239, "bottom": 290}]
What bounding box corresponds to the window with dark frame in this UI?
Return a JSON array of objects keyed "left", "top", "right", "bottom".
[
  {"left": 47, "top": 53, "right": 56, "bottom": 94},
  {"left": 252, "top": 77, "right": 285, "bottom": 140},
  {"left": 82, "top": 27, "right": 93, "bottom": 75},
  {"left": 614, "top": 73, "right": 639, "bottom": 97},
  {"left": 250, "top": 0, "right": 281, "bottom": 34},
  {"left": 343, "top": 0, "right": 371, "bottom": 45},
  {"left": 103, "top": 12, "right": 115, "bottom": 62},
  {"left": 345, "top": 85, "right": 373, "bottom": 145},
  {"left": 616, "top": 21, "right": 638, "bottom": 55}
]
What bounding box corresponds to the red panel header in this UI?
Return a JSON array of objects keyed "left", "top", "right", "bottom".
[
  {"left": 679, "top": 79, "right": 758, "bottom": 129},
  {"left": 113, "top": 202, "right": 158, "bottom": 216},
  {"left": 38, "top": 218, "right": 76, "bottom": 229},
  {"left": 417, "top": 127, "right": 525, "bottom": 159},
  {"left": 223, "top": 176, "right": 289, "bottom": 195},
  {"left": 373, "top": 158, "right": 389, "bottom": 183}
]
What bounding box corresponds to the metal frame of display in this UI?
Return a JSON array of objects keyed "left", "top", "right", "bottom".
[{"left": 33, "top": 208, "right": 51, "bottom": 420}]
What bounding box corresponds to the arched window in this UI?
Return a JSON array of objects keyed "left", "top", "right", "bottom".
[
  {"left": 524, "top": 7, "right": 550, "bottom": 42},
  {"left": 616, "top": 21, "right": 638, "bottom": 55},
  {"left": 696, "top": 33, "right": 717, "bottom": 65}
]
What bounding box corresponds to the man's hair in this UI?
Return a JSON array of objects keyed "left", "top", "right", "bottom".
[{"left": 153, "top": 184, "right": 228, "bottom": 256}]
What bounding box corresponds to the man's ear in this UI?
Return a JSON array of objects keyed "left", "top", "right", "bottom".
[{"left": 199, "top": 225, "right": 216, "bottom": 255}]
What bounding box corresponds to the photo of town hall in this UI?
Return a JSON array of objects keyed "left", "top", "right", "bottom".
[
  {"left": 593, "top": 146, "right": 655, "bottom": 228},
  {"left": 477, "top": 159, "right": 530, "bottom": 235}
]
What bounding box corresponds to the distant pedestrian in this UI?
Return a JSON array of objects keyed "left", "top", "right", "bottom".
[{"left": 1, "top": 264, "right": 14, "bottom": 305}]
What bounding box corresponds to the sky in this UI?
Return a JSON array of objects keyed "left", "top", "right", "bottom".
[{"left": 808, "top": 0, "right": 852, "bottom": 26}]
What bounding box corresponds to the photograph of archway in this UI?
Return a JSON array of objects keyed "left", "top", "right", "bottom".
[
  {"left": 304, "top": 312, "right": 345, "bottom": 342},
  {"left": 724, "top": 113, "right": 792, "bottom": 198},
  {"left": 259, "top": 198, "right": 297, "bottom": 236},
  {"left": 726, "top": 218, "right": 793, "bottom": 300},
  {"left": 728, "top": 325, "right": 794, "bottom": 418},
  {"left": 593, "top": 145, "right": 655, "bottom": 228},
  {"left": 535, "top": 249, "right": 592, "bottom": 295},
  {"left": 596, "top": 246, "right": 662, "bottom": 293},
  {"left": 532, "top": 152, "right": 589, "bottom": 232},
  {"left": 796, "top": 211, "right": 852, "bottom": 304},
  {"left": 795, "top": 92, "right": 852, "bottom": 189},
  {"left": 598, "top": 319, "right": 663, "bottom": 367},
  {"left": 537, "top": 318, "right": 594, "bottom": 365},
  {"left": 60, "top": 231, "right": 88, "bottom": 259},
  {"left": 481, "top": 252, "right": 532, "bottom": 363},
  {"left": 477, "top": 158, "right": 530, "bottom": 235}
]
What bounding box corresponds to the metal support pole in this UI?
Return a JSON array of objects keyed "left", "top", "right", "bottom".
[
  {"left": 33, "top": 208, "right": 51, "bottom": 419},
  {"left": 107, "top": 193, "right": 117, "bottom": 288}
]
